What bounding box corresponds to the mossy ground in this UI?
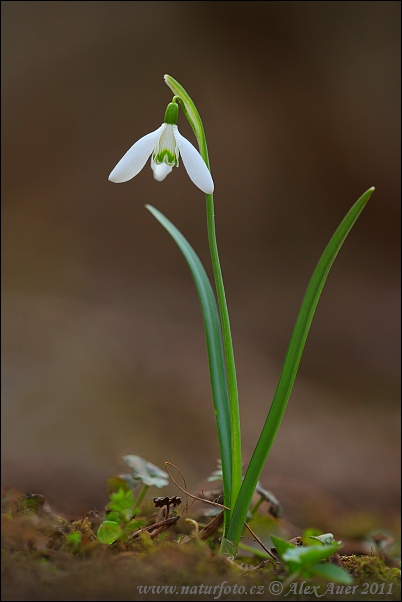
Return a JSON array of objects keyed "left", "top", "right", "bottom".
[{"left": 1, "top": 488, "right": 400, "bottom": 601}]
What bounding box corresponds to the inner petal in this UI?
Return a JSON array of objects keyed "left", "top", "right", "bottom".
[
  {"left": 151, "top": 160, "right": 173, "bottom": 182},
  {"left": 153, "top": 124, "right": 179, "bottom": 167}
]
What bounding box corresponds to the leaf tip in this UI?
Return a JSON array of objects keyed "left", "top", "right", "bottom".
[
  {"left": 164, "top": 74, "right": 173, "bottom": 87},
  {"left": 359, "top": 186, "right": 375, "bottom": 205},
  {"left": 145, "top": 205, "right": 160, "bottom": 222},
  {"left": 365, "top": 186, "right": 375, "bottom": 198}
]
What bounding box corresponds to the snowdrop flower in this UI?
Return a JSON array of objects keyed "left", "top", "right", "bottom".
[{"left": 109, "top": 102, "right": 214, "bottom": 194}]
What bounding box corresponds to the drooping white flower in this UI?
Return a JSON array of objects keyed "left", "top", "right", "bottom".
[{"left": 108, "top": 102, "right": 214, "bottom": 194}]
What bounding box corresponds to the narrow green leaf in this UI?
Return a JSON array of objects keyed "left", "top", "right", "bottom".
[
  {"left": 220, "top": 537, "right": 238, "bottom": 558},
  {"left": 227, "top": 187, "right": 374, "bottom": 547},
  {"left": 146, "top": 205, "right": 232, "bottom": 511}
]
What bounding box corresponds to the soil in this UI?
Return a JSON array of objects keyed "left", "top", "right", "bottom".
[{"left": 1, "top": 488, "right": 400, "bottom": 601}]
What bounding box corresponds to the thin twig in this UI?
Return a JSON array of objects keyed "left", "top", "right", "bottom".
[
  {"left": 164, "top": 461, "right": 276, "bottom": 560},
  {"left": 199, "top": 510, "right": 224, "bottom": 540},
  {"left": 165, "top": 462, "right": 230, "bottom": 511},
  {"left": 131, "top": 515, "right": 180, "bottom": 540},
  {"left": 244, "top": 522, "right": 277, "bottom": 561}
]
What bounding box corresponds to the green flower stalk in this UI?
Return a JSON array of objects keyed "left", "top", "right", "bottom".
[{"left": 164, "top": 75, "right": 243, "bottom": 526}]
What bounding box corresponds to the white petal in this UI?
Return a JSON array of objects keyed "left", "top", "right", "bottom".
[
  {"left": 173, "top": 127, "right": 214, "bottom": 194},
  {"left": 151, "top": 159, "right": 173, "bottom": 181},
  {"left": 109, "top": 124, "right": 166, "bottom": 183}
]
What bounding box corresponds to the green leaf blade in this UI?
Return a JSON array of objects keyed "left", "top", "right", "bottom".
[
  {"left": 227, "top": 187, "right": 374, "bottom": 547},
  {"left": 146, "top": 205, "right": 232, "bottom": 513}
]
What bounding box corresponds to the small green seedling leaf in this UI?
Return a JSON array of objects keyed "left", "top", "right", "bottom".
[
  {"left": 122, "top": 455, "right": 169, "bottom": 488},
  {"left": 107, "top": 488, "right": 135, "bottom": 523},
  {"left": 283, "top": 544, "right": 341, "bottom": 565},
  {"left": 302, "top": 527, "right": 322, "bottom": 544},
  {"left": 97, "top": 521, "right": 121, "bottom": 545},
  {"left": 271, "top": 535, "right": 352, "bottom": 584},
  {"left": 105, "top": 511, "right": 120, "bottom": 523},
  {"left": 310, "top": 533, "right": 339, "bottom": 546}
]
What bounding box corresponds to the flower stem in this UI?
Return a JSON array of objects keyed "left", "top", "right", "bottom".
[
  {"left": 205, "top": 190, "right": 242, "bottom": 520},
  {"left": 165, "top": 75, "right": 242, "bottom": 529},
  {"left": 133, "top": 484, "right": 149, "bottom": 514}
]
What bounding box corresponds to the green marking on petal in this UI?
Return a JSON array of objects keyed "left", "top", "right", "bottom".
[{"left": 153, "top": 149, "right": 178, "bottom": 166}]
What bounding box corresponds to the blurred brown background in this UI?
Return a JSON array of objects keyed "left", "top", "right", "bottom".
[{"left": 2, "top": 2, "right": 400, "bottom": 525}]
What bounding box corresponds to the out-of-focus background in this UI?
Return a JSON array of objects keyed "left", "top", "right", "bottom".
[{"left": 2, "top": 2, "right": 400, "bottom": 526}]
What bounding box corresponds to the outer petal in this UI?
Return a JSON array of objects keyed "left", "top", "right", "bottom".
[
  {"left": 109, "top": 124, "right": 165, "bottom": 183},
  {"left": 151, "top": 159, "right": 173, "bottom": 182},
  {"left": 173, "top": 127, "right": 214, "bottom": 194}
]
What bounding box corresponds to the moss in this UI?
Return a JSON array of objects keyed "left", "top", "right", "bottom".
[
  {"left": 2, "top": 488, "right": 400, "bottom": 601},
  {"left": 341, "top": 553, "right": 400, "bottom": 584}
]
